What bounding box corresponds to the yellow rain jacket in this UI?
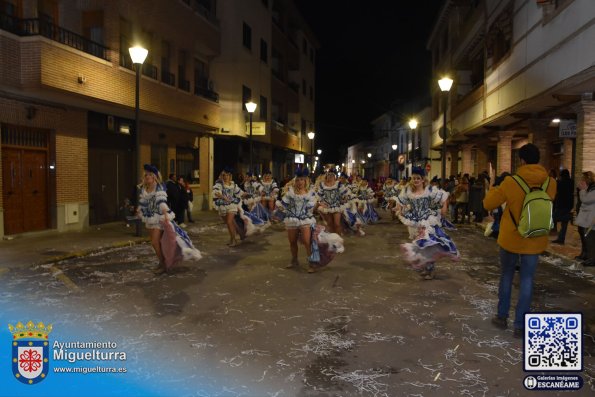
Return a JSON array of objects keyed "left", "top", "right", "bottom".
[{"left": 483, "top": 164, "right": 557, "bottom": 254}]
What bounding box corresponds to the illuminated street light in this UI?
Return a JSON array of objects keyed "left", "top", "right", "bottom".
[
  {"left": 245, "top": 101, "right": 257, "bottom": 173},
  {"left": 438, "top": 76, "right": 453, "bottom": 183}
]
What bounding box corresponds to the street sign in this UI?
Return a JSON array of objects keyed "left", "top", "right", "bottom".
[
  {"left": 246, "top": 121, "right": 267, "bottom": 136},
  {"left": 558, "top": 119, "right": 576, "bottom": 138}
]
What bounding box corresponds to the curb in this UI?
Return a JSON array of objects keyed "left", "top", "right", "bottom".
[
  {"left": 37, "top": 238, "right": 150, "bottom": 266},
  {"left": 35, "top": 220, "right": 222, "bottom": 266}
]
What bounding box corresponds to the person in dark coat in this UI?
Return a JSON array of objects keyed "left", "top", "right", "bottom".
[
  {"left": 176, "top": 176, "right": 189, "bottom": 227},
  {"left": 165, "top": 174, "right": 182, "bottom": 224},
  {"left": 551, "top": 169, "right": 574, "bottom": 244},
  {"left": 468, "top": 175, "right": 486, "bottom": 222}
]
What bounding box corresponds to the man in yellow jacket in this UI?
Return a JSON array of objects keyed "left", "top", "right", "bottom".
[{"left": 483, "top": 143, "right": 556, "bottom": 338}]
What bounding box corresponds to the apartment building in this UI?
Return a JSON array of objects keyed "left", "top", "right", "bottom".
[
  {"left": 0, "top": 0, "right": 317, "bottom": 238},
  {"left": 0, "top": 0, "right": 221, "bottom": 237},
  {"left": 427, "top": 0, "right": 595, "bottom": 181},
  {"left": 212, "top": 0, "right": 318, "bottom": 180}
]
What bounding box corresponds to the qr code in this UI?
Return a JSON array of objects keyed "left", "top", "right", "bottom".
[{"left": 524, "top": 313, "right": 582, "bottom": 371}]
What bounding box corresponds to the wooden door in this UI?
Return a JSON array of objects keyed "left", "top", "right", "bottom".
[
  {"left": 89, "top": 148, "right": 131, "bottom": 224},
  {"left": 22, "top": 151, "right": 48, "bottom": 231},
  {"left": 2, "top": 149, "right": 24, "bottom": 234},
  {"left": 1, "top": 148, "right": 48, "bottom": 234}
]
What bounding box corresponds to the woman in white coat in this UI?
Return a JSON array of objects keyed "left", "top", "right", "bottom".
[{"left": 576, "top": 171, "right": 595, "bottom": 266}]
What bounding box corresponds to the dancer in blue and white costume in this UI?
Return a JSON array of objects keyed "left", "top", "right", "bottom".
[
  {"left": 138, "top": 164, "right": 201, "bottom": 275},
  {"left": 340, "top": 173, "right": 366, "bottom": 236},
  {"left": 212, "top": 168, "right": 243, "bottom": 246},
  {"left": 277, "top": 168, "right": 318, "bottom": 272},
  {"left": 356, "top": 178, "right": 380, "bottom": 224},
  {"left": 316, "top": 172, "right": 349, "bottom": 235},
  {"left": 381, "top": 177, "right": 398, "bottom": 212},
  {"left": 259, "top": 170, "right": 279, "bottom": 218},
  {"left": 395, "top": 166, "right": 459, "bottom": 280}
]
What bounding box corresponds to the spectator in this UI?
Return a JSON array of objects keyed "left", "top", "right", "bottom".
[
  {"left": 176, "top": 176, "right": 189, "bottom": 227},
  {"left": 484, "top": 144, "right": 556, "bottom": 338},
  {"left": 575, "top": 171, "right": 595, "bottom": 265},
  {"left": 551, "top": 169, "right": 573, "bottom": 244},
  {"left": 454, "top": 177, "right": 469, "bottom": 224},
  {"left": 165, "top": 174, "right": 182, "bottom": 225},
  {"left": 184, "top": 177, "right": 195, "bottom": 223}
]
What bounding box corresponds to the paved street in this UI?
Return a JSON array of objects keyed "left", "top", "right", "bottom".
[{"left": 1, "top": 216, "right": 594, "bottom": 396}]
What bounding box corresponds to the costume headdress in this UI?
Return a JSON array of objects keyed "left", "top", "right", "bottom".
[
  {"left": 294, "top": 167, "right": 310, "bottom": 177},
  {"left": 411, "top": 166, "right": 425, "bottom": 177},
  {"left": 143, "top": 164, "right": 159, "bottom": 175}
]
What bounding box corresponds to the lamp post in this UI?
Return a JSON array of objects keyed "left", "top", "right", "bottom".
[
  {"left": 245, "top": 101, "right": 257, "bottom": 173},
  {"left": 438, "top": 77, "right": 453, "bottom": 183},
  {"left": 129, "top": 45, "right": 148, "bottom": 185},
  {"left": 408, "top": 118, "right": 418, "bottom": 166},
  {"left": 307, "top": 131, "right": 315, "bottom": 170},
  {"left": 391, "top": 144, "right": 398, "bottom": 177}
]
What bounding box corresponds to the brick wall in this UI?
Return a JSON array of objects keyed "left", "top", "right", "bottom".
[
  {"left": 575, "top": 100, "right": 595, "bottom": 181},
  {"left": 496, "top": 131, "right": 514, "bottom": 174}
]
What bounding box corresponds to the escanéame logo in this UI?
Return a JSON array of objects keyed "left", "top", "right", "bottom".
[{"left": 8, "top": 321, "right": 52, "bottom": 385}]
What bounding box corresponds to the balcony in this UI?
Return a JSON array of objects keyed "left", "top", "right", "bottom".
[
  {"left": 178, "top": 78, "right": 190, "bottom": 92},
  {"left": 142, "top": 63, "right": 158, "bottom": 80},
  {"left": 161, "top": 70, "right": 175, "bottom": 86},
  {"left": 0, "top": 12, "right": 110, "bottom": 61},
  {"left": 194, "top": 85, "right": 219, "bottom": 103}
]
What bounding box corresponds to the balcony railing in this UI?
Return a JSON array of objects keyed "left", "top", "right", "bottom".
[
  {"left": 194, "top": 85, "right": 219, "bottom": 102},
  {"left": 142, "top": 63, "right": 158, "bottom": 80},
  {"left": 178, "top": 78, "right": 190, "bottom": 92},
  {"left": 0, "top": 12, "right": 110, "bottom": 61},
  {"left": 161, "top": 70, "right": 175, "bottom": 86}
]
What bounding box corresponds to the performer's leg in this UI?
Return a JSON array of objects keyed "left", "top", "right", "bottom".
[
  {"left": 332, "top": 212, "right": 342, "bottom": 235},
  {"left": 149, "top": 228, "right": 165, "bottom": 274},
  {"left": 286, "top": 228, "right": 299, "bottom": 268},
  {"left": 224, "top": 212, "right": 237, "bottom": 246}
]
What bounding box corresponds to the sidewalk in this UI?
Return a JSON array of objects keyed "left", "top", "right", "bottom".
[
  {"left": 0, "top": 211, "right": 222, "bottom": 268},
  {"left": 474, "top": 219, "right": 593, "bottom": 270}
]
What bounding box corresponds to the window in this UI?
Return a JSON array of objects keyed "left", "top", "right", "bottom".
[
  {"left": 260, "top": 95, "right": 267, "bottom": 120},
  {"left": 151, "top": 144, "right": 168, "bottom": 176},
  {"left": 486, "top": 4, "right": 513, "bottom": 69},
  {"left": 119, "top": 17, "right": 132, "bottom": 68},
  {"left": 309, "top": 86, "right": 313, "bottom": 101},
  {"left": 178, "top": 50, "right": 190, "bottom": 91},
  {"left": 82, "top": 10, "right": 104, "bottom": 58},
  {"left": 194, "top": 58, "right": 207, "bottom": 89},
  {"left": 242, "top": 22, "right": 252, "bottom": 50},
  {"left": 242, "top": 85, "right": 252, "bottom": 106},
  {"left": 161, "top": 40, "right": 175, "bottom": 86},
  {"left": 260, "top": 39, "right": 268, "bottom": 63},
  {"left": 176, "top": 146, "right": 200, "bottom": 184},
  {"left": 302, "top": 79, "right": 306, "bottom": 95}
]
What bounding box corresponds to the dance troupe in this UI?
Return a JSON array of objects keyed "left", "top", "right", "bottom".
[{"left": 136, "top": 161, "right": 458, "bottom": 278}]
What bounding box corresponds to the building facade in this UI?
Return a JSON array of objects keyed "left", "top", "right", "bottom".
[
  {"left": 427, "top": 0, "right": 595, "bottom": 181},
  {"left": 212, "top": 0, "right": 318, "bottom": 181},
  {"left": 0, "top": 0, "right": 316, "bottom": 238}
]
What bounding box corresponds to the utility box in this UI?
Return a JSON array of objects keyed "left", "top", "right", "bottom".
[{"left": 65, "top": 203, "right": 79, "bottom": 224}]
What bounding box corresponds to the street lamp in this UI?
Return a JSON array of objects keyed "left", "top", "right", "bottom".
[
  {"left": 438, "top": 77, "right": 453, "bottom": 183},
  {"left": 317, "top": 149, "right": 322, "bottom": 155},
  {"left": 391, "top": 144, "right": 398, "bottom": 177},
  {"left": 408, "top": 118, "right": 418, "bottom": 166},
  {"left": 245, "top": 101, "right": 257, "bottom": 173},
  {"left": 367, "top": 152, "right": 372, "bottom": 158},
  {"left": 129, "top": 45, "right": 148, "bottom": 185},
  {"left": 307, "top": 131, "right": 315, "bottom": 169}
]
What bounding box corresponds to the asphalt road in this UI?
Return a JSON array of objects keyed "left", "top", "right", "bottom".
[{"left": 1, "top": 218, "right": 594, "bottom": 396}]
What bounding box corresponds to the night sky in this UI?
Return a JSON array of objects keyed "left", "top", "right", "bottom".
[{"left": 294, "top": 1, "right": 443, "bottom": 163}]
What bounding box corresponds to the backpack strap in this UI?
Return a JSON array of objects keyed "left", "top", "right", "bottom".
[{"left": 508, "top": 175, "right": 529, "bottom": 227}]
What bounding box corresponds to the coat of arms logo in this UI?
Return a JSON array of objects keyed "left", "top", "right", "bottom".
[{"left": 9, "top": 321, "right": 52, "bottom": 384}]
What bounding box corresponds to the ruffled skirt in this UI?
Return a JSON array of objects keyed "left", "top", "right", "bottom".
[
  {"left": 401, "top": 225, "right": 459, "bottom": 270},
  {"left": 161, "top": 221, "right": 202, "bottom": 270}
]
